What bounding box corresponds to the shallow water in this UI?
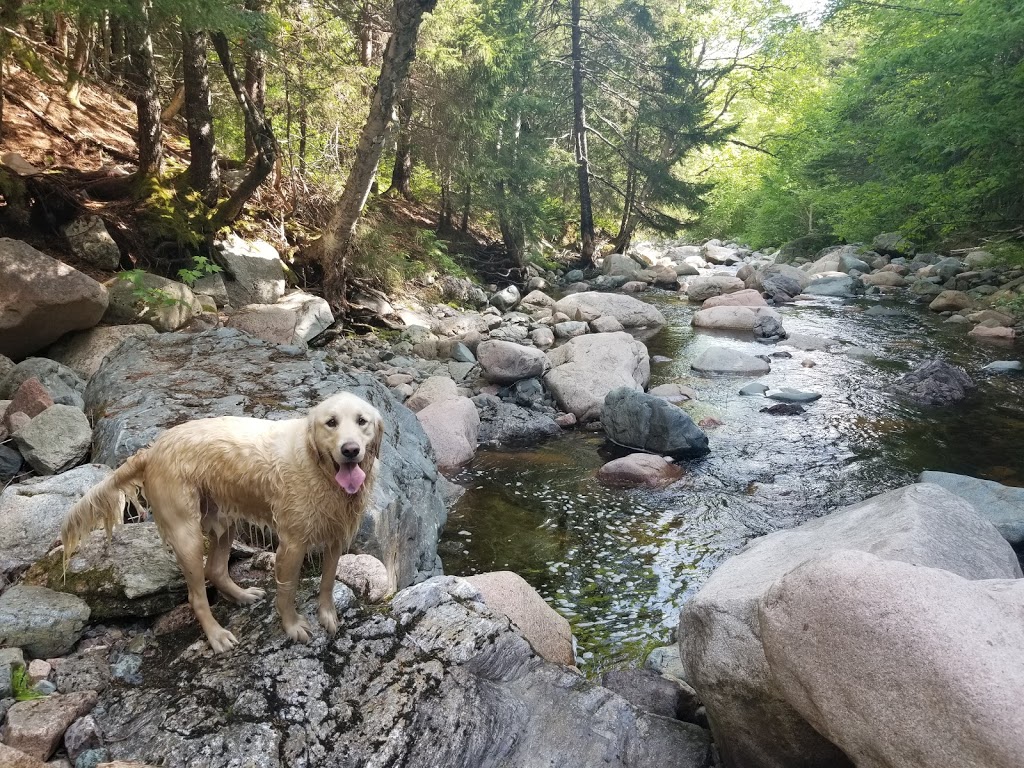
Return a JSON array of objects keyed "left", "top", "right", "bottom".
[{"left": 441, "top": 289, "right": 1024, "bottom": 674}]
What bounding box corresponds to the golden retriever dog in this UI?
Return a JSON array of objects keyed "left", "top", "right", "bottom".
[{"left": 61, "top": 392, "right": 384, "bottom": 653}]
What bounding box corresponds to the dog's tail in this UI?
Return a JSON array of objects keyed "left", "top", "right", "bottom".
[{"left": 61, "top": 451, "right": 148, "bottom": 560}]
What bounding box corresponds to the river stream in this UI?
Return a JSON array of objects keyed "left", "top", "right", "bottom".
[{"left": 440, "top": 289, "right": 1024, "bottom": 674}]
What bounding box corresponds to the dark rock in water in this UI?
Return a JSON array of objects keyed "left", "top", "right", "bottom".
[
  {"left": 753, "top": 312, "right": 786, "bottom": 340},
  {"left": 897, "top": 359, "right": 975, "bottom": 406},
  {"left": 93, "top": 577, "right": 713, "bottom": 768},
  {"left": 760, "top": 403, "right": 806, "bottom": 416},
  {"left": 602, "top": 667, "right": 703, "bottom": 723},
  {"left": 0, "top": 444, "right": 21, "bottom": 483},
  {"left": 84, "top": 328, "right": 447, "bottom": 587},
  {"left": 475, "top": 394, "right": 561, "bottom": 447},
  {"left": 602, "top": 387, "right": 710, "bottom": 459},
  {"left": 864, "top": 305, "right": 903, "bottom": 317},
  {"left": 770, "top": 351, "right": 793, "bottom": 359},
  {"left": 506, "top": 377, "right": 545, "bottom": 407}
]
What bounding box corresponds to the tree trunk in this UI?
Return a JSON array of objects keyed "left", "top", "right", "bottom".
[
  {"left": 52, "top": 14, "right": 68, "bottom": 61},
  {"left": 242, "top": 0, "right": 267, "bottom": 161},
  {"left": 209, "top": 32, "right": 277, "bottom": 230},
  {"left": 125, "top": 2, "right": 162, "bottom": 178},
  {"left": 109, "top": 16, "right": 125, "bottom": 84},
  {"left": 319, "top": 0, "right": 440, "bottom": 310},
  {"left": 460, "top": 184, "right": 471, "bottom": 232},
  {"left": 358, "top": 0, "right": 374, "bottom": 66},
  {"left": 182, "top": 28, "right": 219, "bottom": 207},
  {"left": 385, "top": 94, "right": 414, "bottom": 199},
  {"left": 65, "top": 14, "right": 94, "bottom": 110},
  {"left": 298, "top": 93, "right": 308, "bottom": 176},
  {"left": 571, "top": 0, "right": 596, "bottom": 268},
  {"left": 161, "top": 84, "right": 185, "bottom": 121}
]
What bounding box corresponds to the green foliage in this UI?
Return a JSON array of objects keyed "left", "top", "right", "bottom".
[
  {"left": 119, "top": 269, "right": 185, "bottom": 309},
  {"left": 11, "top": 665, "right": 44, "bottom": 702},
  {"left": 177, "top": 255, "right": 223, "bottom": 287}
]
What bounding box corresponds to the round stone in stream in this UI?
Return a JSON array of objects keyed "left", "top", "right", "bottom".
[
  {"left": 766, "top": 388, "right": 822, "bottom": 404},
  {"left": 981, "top": 361, "right": 1022, "bottom": 373},
  {"left": 739, "top": 382, "right": 769, "bottom": 396}
]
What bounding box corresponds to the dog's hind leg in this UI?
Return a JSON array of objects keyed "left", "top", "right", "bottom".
[
  {"left": 152, "top": 482, "right": 238, "bottom": 653},
  {"left": 317, "top": 540, "right": 343, "bottom": 636},
  {"left": 204, "top": 523, "right": 266, "bottom": 605},
  {"left": 274, "top": 537, "right": 313, "bottom": 643}
]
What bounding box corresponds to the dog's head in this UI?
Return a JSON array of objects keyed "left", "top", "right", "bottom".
[{"left": 307, "top": 392, "right": 384, "bottom": 495}]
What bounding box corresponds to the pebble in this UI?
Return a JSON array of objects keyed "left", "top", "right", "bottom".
[{"left": 981, "top": 361, "right": 1022, "bottom": 373}]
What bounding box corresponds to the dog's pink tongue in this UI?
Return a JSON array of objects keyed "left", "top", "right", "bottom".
[{"left": 335, "top": 463, "right": 366, "bottom": 495}]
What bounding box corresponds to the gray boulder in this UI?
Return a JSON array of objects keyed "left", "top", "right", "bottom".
[
  {"left": 871, "top": 232, "right": 916, "bottom": 257},
  {"left": 45, "top": 325, "right": 158, "bottom": 379},
  {"left": 83, "top": 329, "right": 447, "bottom": 587},
  {"left": 775, "top": 235, "right": 839, "bottom": 264},
  {"left": 416, "top": 397, "right": 479, "bottom": 468},
  {"left": 93, "top": 577, "right": 712, "bottom": 768},
  {"left": 226, "top": 291, "right": 334, "bottom": 347},
  {"left": 803, "top": 274, "right": 859, "bottom": 297},
  {"left": 691, "top": 347, "right": 770, "bottom": 376},
  {"left": 0, "top": 357, "right": 86, "bottom": 408},
  {"left": 554, "top": 320, "right": 589, "bottom": 338},
  {"left": 63, "top": 215, "right": 121, "bottom": 270},
  {"left": 686, "top": 275, "right": 745, "bottom": 303},
  {"left": 0, "top": 238, "right": 109, "bottom": 361},
  {"left": 602, "top": 388, "right": 709, "bottom": 459},
  {"left": 489, "top": 285, "right": 521, "bottom": 311},
  {"left": 678, "top": 483, "right": 1021, "bottom": 768},
  {"left": 102, "top": 272, "right": 199, "bottom": 332},
  {"left": 477, "top": 340, "right": 548, "bottom": 384},
  {"left": 12, "top": 403, "right": 92, "bottom": 474},
  {"left": 554, "top": 292, "right": 666, "bottom": 329},
  {"left": 750, "top": 264, "right": 808, "bottom": 301},
  {"left": 918, "top": 471, "right": 1024, "bottom": 545},
  {"left": 0, "top": 585, "right": 91, "bottom": 658},
  {"left": 837, "top": 252, "right": 870, "bottom": 274},
  {"left": 475, "top": 396, "right": 560, "bottom": 448},
  {"left": 544, "top": 333, "right": 650, "bottom": 421},
  {"left": 760, "top": 550, "right": 1024, "bottom": 768},
  {"left": 406, "top": 375, "right": 460, "bottom": 412},
  {"left": 24, "top": 523, "right": 186, "bottom": 618},
  {"left": 214, "top": 234, "right": 287, "bottom": 306},
  {"left": 603, "top": 252, "right": 644, "bottom": 279},
  {"left": 0, "top": 464, "right": 111, "bottom": 577},
  {"left": 897, "top": 358, "right": 975, "bottom": 406}
]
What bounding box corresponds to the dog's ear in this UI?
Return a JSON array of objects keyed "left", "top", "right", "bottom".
[
  {"left": 305, "top": 408, "right": 329, "bottom": 469},
  {"left": 364, "top": 410, "right": 385, "bottom": 467}
]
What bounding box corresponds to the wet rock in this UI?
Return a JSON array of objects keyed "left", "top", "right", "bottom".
[
  {"left": 645, "top": 644, "right": 688, "bottom": 682},
  {"left": 738, "top": 382, "right": 769, "bottom": 396},
  {"left": 918, "top": 471, "right": 1024, "bottom": 546},
  {"left": 416, "top": 396, "right": 479, "bottom": 468},
  {"left": 544, "top": 333, "right": 650, "bottom": 422},
  {"left": 969, "top": 324, "right": 1015, "bottom": 340},
  {"left": 803, "top": 274, "right": 859, "bottom": 297},
  {"left": 102, "top": 273, "right": 198, "bottom": 332},
  {"left": 760, "top": 403, "right": 805, "bottom": 415},
  {"left": 965, "top": 309, "right": 1014, "bottom": 327},
  {"left": 691, "top": 347, "right": 770, "bottom": 376},
  {"left": 2, "top": 691, "right": 98, "bottom": 760},
  {"left": 465, "top": 571, "right": 574, "bottom": 665},
  {"left": 0, "top": 239, "right": 110, "bottom": 361},
  {"left": 897, "top": 358, "right": 975, "bottom": 406},
  {"left": 475, "top": 396, "right": 560, "bottom": 447},
  {"left": 648, "top": 382, "right": 696, "bottom": 402},
  {"left": 781, "top": 333, "right": 834, "bottom": 352},
  {"left": 335, "top": 554, "right": 392, "bottom": 603},
  {"left": 83, "top": 329, "right": 447, "bottom": 587},
  {"left": 0, "top": 586, "right": 91, "bottom": 658},
  {"left": 678, "top": 483, "right": 1021, "bottom": 768},
  {"left": 214, "top": 235, "right": 286, "bottom": 306},
  {"left": 760, "top": 551, "right": 1024, "bottom": 768},
  {"left": 602, "top": 668, "right": 702, "bottom": 722},
  {"left": 63, "top": 216, "right": 121, "bottom": 271},
  {"left": 45, "top": 326, "right": 158, "bottom": 380},
  {"left": 554, "top": 292, "right": 666, "bottom": 329},
  {"left": 748, "top": 264, "right": 808, "bottom": 300},
  {"left": 765, "top": 388, "right": 821, "bottom": 404},
  {"left": 928, "top": 290, "right": 973, "bottom": 313},
  {"left": 691, "top": 306, "right": 781, "bottom": 334},
  {"left": 225, "top": 291, "right": 334, "bottom": 347},
  {"left": 0, "top": 465, "right": 111, "bottom": 577},
  {"left": 602, "top": 388, "right": 709, "bottom": 459},
  {"left": 92, "top": 577, "right": 711, "bottom": 768},
  {"left": 752, "top": 311, "right": 786, "bottom": 340},
  {"left": 685, "top": 275, "right": 745, "bottom": 303},
  {"left": 24, "top": 523, "right": 185, "bottom": 619},
  {"left": 596, "top": 454, "right": 684, "bottom": 489},
  {"left": 981, "top": 360, "right": 1022, "bottom": 373},
  {"left": 12, "top": 404, "right": 92, "bottom": 475},
  {"left": 476, "top": 340, "right": 547, "bottom": 385},
  {"left": 489, "top": 285, "right": 521, "bottom": 311},
  {"left": 0, "top": 358, "right": 87, "bottom": 409}
]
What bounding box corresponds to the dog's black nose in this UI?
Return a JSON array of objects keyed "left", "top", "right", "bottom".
[{"left": 341, "top": 442, "right": 360, "bottom": 460}]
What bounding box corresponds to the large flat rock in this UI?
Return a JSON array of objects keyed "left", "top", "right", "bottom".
[
  {"left": 553, "top": 292, "right": 666, "bottom": 329},
  {"left": 919, "top": 471, "right": 1024, "bottom": 545},
  {"left": 83, "top": 328, "right": 447, "bottom": 588},
  {"left": 92, "top": 577, "right": 712, "bottom": 768}
]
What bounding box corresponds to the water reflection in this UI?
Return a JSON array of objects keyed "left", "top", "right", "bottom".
[{"left": 442, "top": 290, "right": 1024, "bottom": 674}]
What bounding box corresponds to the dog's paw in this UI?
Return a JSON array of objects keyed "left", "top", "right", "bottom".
[
  {"left": 285, "top": 617, "right": 313, "bottom": 644},
  {"left": 208, "top": 627, "right": 238, "bottom": 653},
  {"left": 237, "top": 586, "right": 266, "bottom": 605},
  {"left": 318, "top": 605, "right": 339, "bottom": 636}
]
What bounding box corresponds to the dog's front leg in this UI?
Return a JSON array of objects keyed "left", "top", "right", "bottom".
[
  {"left": 317, "top": 540, "right": 343, "bottom": 636},
  {"left": 274, "top": 537, "right": 313, "bottom": 643}
]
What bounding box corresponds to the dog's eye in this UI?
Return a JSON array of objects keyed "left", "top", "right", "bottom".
[
  {"left": 326, "top": 418, "right": 337, "bottom": 428},
  {"left": 357, "top": 416, "right": 368, "bottom": 426}
]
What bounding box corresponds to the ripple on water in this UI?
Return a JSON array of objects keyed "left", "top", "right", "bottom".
[{"left": 442, "top": 288, "right": 1024, "bottom": 675}]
